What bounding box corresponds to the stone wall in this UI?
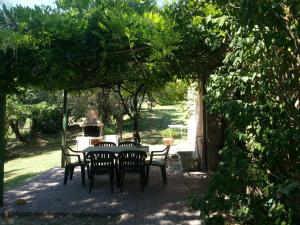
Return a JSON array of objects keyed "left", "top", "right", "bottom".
[{"left": 187, "top": 81, "right": 222, "bottom": 171}]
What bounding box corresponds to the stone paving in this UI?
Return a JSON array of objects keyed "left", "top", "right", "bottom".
[{"left": 0, "top": 160, "right": 210, "bottom": 225}]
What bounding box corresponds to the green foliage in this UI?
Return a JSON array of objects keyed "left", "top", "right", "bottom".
[
  {"left": 197, "top": 1, "right": 300, "bottom": 224},
  {"left": 160, "top": 128, "right": 181, "bottom": 139},
  {"left": 30, "top": 102, "right": 61, "bottom": 134},
  {"left": 7, "top": 89, "right": 62, "bottom": 136},
  {"left": 163, "top": 0, "right": 226, "bottom": 79},
  {"left": 152, "top": 80, "right": 189, "bottom": 105}
]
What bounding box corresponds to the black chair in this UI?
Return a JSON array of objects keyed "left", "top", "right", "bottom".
[
  {"left": 119, "top": 141, "right": 136, "bottom": 147},
  {"left": 83, "top": 126, "right": 100, "bottom": 137},
  {"left": 86, "top": 151, "right": 115, "bottom": 194},
  {"left": 145, "top": 145, "right": 170, "bottom": 185},
  {"left": 118, "top": 150, "right": 147, "bottom": 192},
  {"left": 62, "top": 145, "right": 88, "bottom": 186},
  {"left": 94, "top": 141, "right": 116, "bottom": 147}
]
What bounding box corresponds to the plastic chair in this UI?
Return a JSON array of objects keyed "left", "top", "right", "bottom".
[
  {"left": 117, "top": 150, "right": 147, "bottom": 192},
  {"left": 119, "top": 141, "right": 136, "bottom": 147},
  {"left": 86, "top": 151, "right": 115, "bottom": 194},
  {"left": 145, "top": 145, "right": 170, "bottom": 185},
  {"left": 94, "top": 141, "right": 116, "bottom": 147},
  {"left": 62, "top": 145, "right": 88, "bottom": 186}
]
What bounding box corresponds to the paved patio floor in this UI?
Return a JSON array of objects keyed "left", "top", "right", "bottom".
[{"left": 1, "top": 159, "right": 210, "bottom": 225}]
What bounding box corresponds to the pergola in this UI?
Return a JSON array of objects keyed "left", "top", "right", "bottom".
[
  {"left": 0, "top": 2, "right": 210, "bottom": 207},
  {"left": 0, "top": 75, "right": 122, "bottom": 206}
]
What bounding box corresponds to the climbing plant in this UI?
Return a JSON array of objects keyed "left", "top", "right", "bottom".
[{"left": 198, "top": 1, "right": 300, "bottom": 224}]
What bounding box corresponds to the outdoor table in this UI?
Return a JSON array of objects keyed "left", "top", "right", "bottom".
[
  {"left": 82, "top": 145, "right": 150, "bottom": 184},
  {"left": 82, "top": 145, "right": 149, "bottom": 154}
]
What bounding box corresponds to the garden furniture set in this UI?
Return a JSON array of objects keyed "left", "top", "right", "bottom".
[{"left": 62, "top": 142, "right": 170, "bottom": 193}]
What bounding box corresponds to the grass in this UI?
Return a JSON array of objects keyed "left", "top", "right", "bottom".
[
  {"left": 4, "top": 150, "right": 60, "bottom": 190},
  {"left": 4, "top": 104, "right": 187, "bottom": 190},
  {"left": 122, "top": 104, "right": 188, "bottom": 144}
]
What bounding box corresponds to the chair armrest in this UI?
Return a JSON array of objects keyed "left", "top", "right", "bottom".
[
  {"left": 65, "top": 154, "right": 81, "bottom": 163},
  {"left": 151, "top": 153, "right": 166, "bottom": 158},
  {"left": 151, "top": 149, "right": 166, "bottom": 154},
  {"left": 67, "top": 146, "right": 89, "bottom": 161},
  {"left": 150, "top": 151, "right": 167, "bottom": 157},
  {"left": 68, "top": 146, "right": 83, "bottom": 154}
]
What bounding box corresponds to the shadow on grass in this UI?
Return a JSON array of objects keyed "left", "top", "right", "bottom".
[
  {"left": 122, "top": 106, "right": 187, "bottom": 142},
  {"left": 5, "top": 105, "right": 186, "bottom": 160},
  {"left": 5, "top": 131, "right": 80, "bottom": 161},
  {"left": 4, "top": 172, "right": 39, "bottom": 191}
]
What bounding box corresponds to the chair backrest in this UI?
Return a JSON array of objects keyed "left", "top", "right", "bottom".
[
  {"left": 61, "top": 145, "right": 68, "bottom": 162},
  {"left": 61, "top": 145, "right": 73, "bottom": 164},
  {"left": 150, "top": 145, "right": 171, "bottom": 165},
  {"left": 118, "top": 150, "right": 147, "bottom": 173},
  {"left": 162, "top": 145, "right": 171, "bottom": 163},
  {"left": 119, "top": 141, "right": 136, "bottom": 147},
  {"left": 86, "top": 151, "right": 115, "bottom": 174},
  {"left": 94, "top": 141, "right": 116, "bottom": 147},
  {"left": 83, "top": 126, "right": 100, "bottom": 137}
]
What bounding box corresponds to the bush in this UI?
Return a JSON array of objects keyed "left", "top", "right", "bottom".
[{"left": 30, "top": 102, "right": 62, "bottom": 134}]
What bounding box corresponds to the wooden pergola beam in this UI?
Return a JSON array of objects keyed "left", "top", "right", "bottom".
[{"left": 61, "top": 90, "right": 68, "bottom": 168}]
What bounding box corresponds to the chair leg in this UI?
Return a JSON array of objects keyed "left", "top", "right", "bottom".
[
  {"left": 145, "top": 165, "right": 150, "bottom": 185},
  {"left": 69, "top": 166, "right": 75, "bottom": 180},
  {"left": 140, "top": 170, "right": 145, "bottom": 192},
  {"left": 116, "top": 167, "right": 120, "bottom": 187},
  {"left": 120, "top": 171, "right": 125, "bottom": 193},
  {"left": 160, "top": 165, "right": 167, "bottom": 185},
  {"left": 109, "top": 172, "right": 114, "bottom": 193},
  {"left": 64, "top": 166, "right": 69, "bottom": 185},
  {"left": 86, "top": 164, "right": 90, "bottom": 179},
  {"left": 81, "top": 165, "right": 86, "bottom": 186},
  {"left": 89, "top": 174, "right": 93, "bottom": 194}
]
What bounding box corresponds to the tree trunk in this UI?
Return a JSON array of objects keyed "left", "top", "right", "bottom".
[
  {"left": 0, "top": 94, "right": 6, "bottom": 207},
  {"left": 8, "top": 119, "right": 25, "bottom": 143},
  {"left": 29, "top": 118, "right": 38, "bottom": 139},
  {"left": 115, "top": 115, "right": 124, "bottom": 139},
  {"left": 133, "top": 115, "right": 141, "bottom": 143}
]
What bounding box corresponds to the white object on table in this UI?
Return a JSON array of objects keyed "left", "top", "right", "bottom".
[{"left": 104, "top": 135, "right": 119, "bottom": 146}]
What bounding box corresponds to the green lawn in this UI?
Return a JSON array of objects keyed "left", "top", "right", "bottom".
[
  {"left": 4, "top": 150, "right": 61, "bottom": 190},
  {"left": 4, "top": 104, "right": 187, "bottom": 190}
]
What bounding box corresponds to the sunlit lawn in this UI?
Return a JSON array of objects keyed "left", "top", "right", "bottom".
[
  {"left": 4, "top": 104, "right": 187, "bottom": 190},
  {"left": 4, "top": 150, "right": 61, "bottom": 190}
]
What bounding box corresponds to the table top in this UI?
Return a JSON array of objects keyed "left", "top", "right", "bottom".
[
  {"left": 168, "top": 124, "right": 188, "bottom": 129},
  {"left": 82, "top": 145, "right": 149, "bottom": 153}
]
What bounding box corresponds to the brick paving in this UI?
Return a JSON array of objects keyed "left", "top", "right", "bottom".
[{"left": 0, "top": 160, "right": 210, "bottom": 225}]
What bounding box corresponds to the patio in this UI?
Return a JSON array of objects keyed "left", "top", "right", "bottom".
[{"left": 0, "top": 158, "right": 210, "bottom": 225}]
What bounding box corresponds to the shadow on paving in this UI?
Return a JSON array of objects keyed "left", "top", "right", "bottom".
[{"left": 1, "top": 159, "right": 211, "bottom": 225}]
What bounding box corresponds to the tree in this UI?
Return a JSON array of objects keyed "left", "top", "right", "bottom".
[{"left": 151, "top": 79, "right": 189, "bottom": 105}]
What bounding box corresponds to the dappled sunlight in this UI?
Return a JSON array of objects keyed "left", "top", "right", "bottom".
[{"left": 1, "top": 163, "right": 209, "bottom": 224}]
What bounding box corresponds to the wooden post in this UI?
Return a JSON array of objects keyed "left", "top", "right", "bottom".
[
  {"left": 202, "top": 77, "right": 208, "bottom": 171},
  {"left": 0, "top": 94, "right": 6, "bottom": 206},
  {"left": 61, "top": 90, "right": 68, "bottom": 168}
]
